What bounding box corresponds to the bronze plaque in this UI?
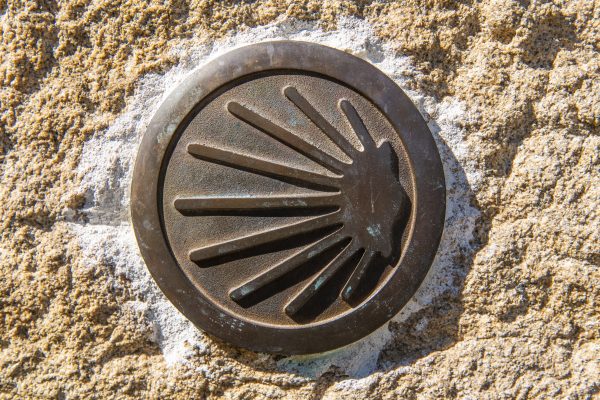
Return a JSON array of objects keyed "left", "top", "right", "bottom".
[{"left": 131, "top": 41, "right": 445, "bottom": 354}]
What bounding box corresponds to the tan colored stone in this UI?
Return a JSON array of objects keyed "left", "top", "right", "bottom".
[{"left": 1, "top": 0, "right": 598, "bottom": 398}]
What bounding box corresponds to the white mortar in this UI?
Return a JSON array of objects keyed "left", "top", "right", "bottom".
[{"left": 70, "top": 16, "right": 480, "bottom": 381}]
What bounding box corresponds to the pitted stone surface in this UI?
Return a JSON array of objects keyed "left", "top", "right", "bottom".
[{"left": 0, "top": 2, "right": 598, "bottom": 399}]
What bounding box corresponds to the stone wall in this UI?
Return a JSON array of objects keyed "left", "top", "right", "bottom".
[{"left": 0, "top": 1, "right": 598, "bottom": 398}]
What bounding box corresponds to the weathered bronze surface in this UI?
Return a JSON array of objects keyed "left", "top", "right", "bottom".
[{"left": 131, "top": 41, "right": 445, "bottom": 354}]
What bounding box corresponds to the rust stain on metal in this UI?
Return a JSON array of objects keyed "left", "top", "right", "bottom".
[{"left": 131, "top": 41, "right": 445, "bottom": 354}]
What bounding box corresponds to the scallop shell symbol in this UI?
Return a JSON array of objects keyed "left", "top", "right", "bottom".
[
  {"left": 132, "top": 41, "right": 446, "bottom": 354},
  {"left": 173, "top": 86, "right": 410, "bottom": 320}
]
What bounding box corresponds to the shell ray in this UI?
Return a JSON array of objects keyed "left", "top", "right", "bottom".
[
  {"left": 284, "top": 86, "right": 356, "bottom": 158},
  {"left": 174, "top": 194, "right": 341, "bottom": 216},
  {"left": 230, "top": 229, "right": 348, "bottom": 305},
  {"left": 189, "top": 211, "right": 342, "bottom": 264},
  {"left": 187, "top": 143, "right": 340, "bottom": 191},
  {"left": 284, "top": 239, "right": 360, "bottom": 317},
  {"left": 228, "top": 101, "right": 347, "bottom": 173}
]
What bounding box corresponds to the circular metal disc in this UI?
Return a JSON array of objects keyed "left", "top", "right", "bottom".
[{"left": 131, "top": 41, "right": 445, "bottom": 355}]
